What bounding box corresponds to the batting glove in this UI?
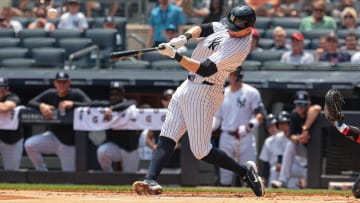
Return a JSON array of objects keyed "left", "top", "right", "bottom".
[
  {"left": 158, "top": 43, "right": 176, "bottom": 58},
  {"left": 169, "top": 35, "right": 187, "bottom": 49}
]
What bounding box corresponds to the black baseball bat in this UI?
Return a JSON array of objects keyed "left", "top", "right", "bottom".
[{"left": 110, "top": 47, "right": 162, "bottom": 60}]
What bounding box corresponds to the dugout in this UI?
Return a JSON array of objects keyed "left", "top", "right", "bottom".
[{"left": 0, "top": 69, "right": 359, "bottom": 187}]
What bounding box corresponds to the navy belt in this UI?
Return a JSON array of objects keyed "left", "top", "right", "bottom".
[{"left": 188, "top": 75, "right": 214, "bottom": 86}]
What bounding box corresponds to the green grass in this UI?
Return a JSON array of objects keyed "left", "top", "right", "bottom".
[{"left": 0, "top": 183, "right": 352, "bottom": 195}]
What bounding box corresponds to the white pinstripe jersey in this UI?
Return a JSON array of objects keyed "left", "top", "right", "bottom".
[{"left": 189, "top": 22, "right": 252, "bottom": 85}]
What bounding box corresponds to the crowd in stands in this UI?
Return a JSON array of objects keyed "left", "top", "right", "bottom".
[{"left": 0, "top": 0, "right": 360, "bottom": 70}]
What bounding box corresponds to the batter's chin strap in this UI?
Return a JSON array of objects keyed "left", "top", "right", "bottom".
[{"left": 334, "top": 121, "right": 360, "bottom": 144}]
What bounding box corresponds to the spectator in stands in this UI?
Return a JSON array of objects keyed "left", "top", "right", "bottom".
[
  {"left": 0, "top": 7, "right": 23, "bottom": 34},
  {"left": 340, "top": 32, "right": 360, "bottom": 52},
  {"left": 339, "top": 7, "right": 360, "bottom": 31},
  {"left": 266, "top": 1, "right": 286, "bottom": 17},
  {"left": 102, "top": 16, "right": 122, "bottom": 51},
  {"left": 245, "top": 0, "right": 279, "bottom": 16},
  {"left": 146, "top": 0, "right": 185, "bottom": 48},
  {"left": 271, "top": 90, "right": 321, "bottom": 189},
  {"left": 164, "top": 24, "right": 188, "bottom": 54},
  {"left": 250, "top": 28, "right": 263, "bottom": 52},
  {"left": 0, "top": 78, "right": 23, "bottom": 171},
  {"left": 24, "top": 71, "right": 91, "bottom": 171},
  {"left": 27, "top": 7, "right": 56, "bottom": 31},
  {"left": 319, "top": 32, "right": 351, "bottom": 63},
  {"left": 58, "top": 0, "right": 88, "bottom": 31},
  {"left": 144, "top": 89, "right": 181, "bottom": 169},
  {"left": 280, "top": 32, "right": 314, "bottom": 64},
  {"left": 202, "top": 0, "right": 224, "bottom": 24},
  {"left": 270, "top": 26, "right": 290, "bottom": 51},
  {"left": 299, "top": 0, "right": 337, "bottom": 32},
  {"left": 315, "top": 35, "right": 328, "bottom": 61},
  {"left": 97, "top": 81, "right": 140, "bottom": 172}
]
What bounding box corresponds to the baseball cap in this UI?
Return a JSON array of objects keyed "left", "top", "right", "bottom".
[
  {"left": 291, "top": 32, "right": 304, "bottom": 41},
  {"left": 293, "top": 90, "right": 310, "bottom": 106},
  {"left": 162, "top": 89, "right": 174, "bottom": 100},
  {"left": 326, "top": 32, "right": 338, "bottom": 41},
  {"left": 110, "top": 81, "right": 124, "bottom": 90},
  {"left": 0, "top": 77, "right": 9, "bottom": 88},
  {"left": 104, "top": 16, "right": 115, "bottom": 23},
  {"left": 165, "top": 24, "right": 177, "bottom": 31},
  {"left": 55, "top": 71, "right": 70, "bottom": 80}
]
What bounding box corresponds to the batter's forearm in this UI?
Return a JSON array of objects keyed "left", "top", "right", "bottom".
[
  {"left": 176, "top": 54, "right": 201, "bottom": 73},
  {"left": 185, "top": 25, "right": 202, "bottom": 39}
]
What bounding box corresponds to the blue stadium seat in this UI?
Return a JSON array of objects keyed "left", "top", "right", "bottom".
[
  {"left": 242, "top": 60, "right": 262, "bottom": 70},
  {"left": 0, "top": 29, "right": 15, "bottom": 38},
  {"left": 112, "top": 60, "right": 150, "bottom": 70},
  {"left": 31, "top": 47, "right": 65, "bottom": 68},
  {"left": 22, "top": 37, "right": 56, "bottom": 49},
  {"left": 272, "top": 18, "right": 302, "bottom": 29},
  {"left": 0, "top": 47, "right": 29, "bottom": 62},
  {"left": 1, "top": 58, "right": 35, "bottom": 68},
  {"left": 254, "top": 17, "right": 272, "bottom": 29},
  {"left": 49, "top": 29, "right": 83, "bottom": 43},
  {"left": 58, "top": 38, "right": 92, "bottom": 68},
  {"left": 262, "top": 61, "right": 298, "bottom": 71},
  {"left": 248, "top": 50, "right": 283, "bottom": 63},
  {"left": 141, "top": 52, "right": 169, "bottom": 63},
  {"left": 151, "top": 60, "right": 183, "bottom": 70},
  {"left": 0, "top": 38, "right": 20, "bottom": 48},
  {"left": 302, "top": 30, "right": 332, "bottom": 40},
  {"left": 18, "top": 29, "right": 48, "bottom": 41}
]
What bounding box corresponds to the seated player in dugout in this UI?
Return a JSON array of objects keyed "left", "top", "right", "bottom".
[
  {"left": 24, "top": 72, "right": 91, "bottom": 171},
  {"left": 96, "top": 81, "right": 140, "bottom": 172},
  {"left": 0, "top": 77, "right": 23, "bottom": 171}
]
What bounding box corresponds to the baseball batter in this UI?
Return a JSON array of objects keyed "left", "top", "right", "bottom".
[
  {"left": 212, "top": 66, "right": 266, "bottom": 186},
  {"left": 133, "top": 5, "right": 265, "bottom": 197}
]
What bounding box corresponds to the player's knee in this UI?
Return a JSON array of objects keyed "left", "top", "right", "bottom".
[
  {"left": 96, "top": 145, "right": 109, "bottom": 160},
  {"left": 24, "top": 139, "right": 37, "bottom": 153}
]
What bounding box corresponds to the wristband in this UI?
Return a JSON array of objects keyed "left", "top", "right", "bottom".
[
  {"left": 184, "top": 33, "right": 192, "bottom": 40},
  {"left": 249, "top": 118, "right": 259, "bottom": 129},
  {"left": 174, "top": 53, "right": 183, "bottom": 62}
]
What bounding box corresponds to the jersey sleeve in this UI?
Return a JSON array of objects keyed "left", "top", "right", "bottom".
[{"left": 208, "top": 34, "right": 252, "bottom": 71}]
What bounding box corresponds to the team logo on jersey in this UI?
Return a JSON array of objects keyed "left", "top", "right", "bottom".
[
  {"left": 237, "top": 97, "right": 246, "bottom": 108},
  {"left": 208, "top": 37, "right": 222, "bottom": 50}
]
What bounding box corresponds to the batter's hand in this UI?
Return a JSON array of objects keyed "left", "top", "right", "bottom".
[
  {"left": 158, "top": 43, "right": 176, "bottom": 58},
  {"left": 237, "top": 125, "right": 249, "bottom": 138},
  {"left": 58, "top": 100, "right": 74, "bottom": 111},
  {"left": 169, "top": 35, "right": 187, "bottom": 49}
]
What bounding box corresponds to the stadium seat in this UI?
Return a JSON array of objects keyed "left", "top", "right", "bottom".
[
  {"left": 248, "top": 50, "right": 283, "bottom": 62},
  {"left": 58, "top": 38, "right": 93, "bottom": 68},
  {"left": 0, "top": 29, "right": 15, "bottom": 38},
  {"left": 262, "top": 61, "right": 298, "bottom": 71},
  {"left": 22, "top": 37, "right": 56, "bottom": 49},
  {"left": 336, "top": 29, "right": 360, "bottom": 39},
  {"left": 0, "top": 47, "right": 29, "bottom": 61},
  {"left": 254, "top": 17, "right": 272, "bottom": 29},
  {"left": 272, "top": 18, "right": 302, "bottom": 29},
  {"left": 85, "top": 28, "right": 117, "bottom": 66},
  {"left": 242, "top": 60, "right": 262, "bottom": 70},
  {"left": 151, "top": 60, "right": 183, "bottom": 70},
  {"left": 49, "top": 29, "right": 83, "bottom": 43},
  {"left": 18, "top": 29, "right": 48, "bottom": 41},
  {"left": 1, "top": 58, "right": 35, "bottom": 68},
  {"left": 335, "top": 62, "right": 360, "bottom": 71},
  {"left": 297, "top": 62, "right": 335, "bottom": 71},
  {"left": 0, "top": 38, "right": 20, "bottom": 48},
  {"left": 258, "top": 38, "right": 274, "bottom": 49},
  {"left": 112, "top": 60, "right": 150, "bottom": 70},
  {"left": 31, "top": 47, "right": 65, "bottom": 68},
  {"left": 92, "top": 17, "right": 127, "bottom": 50}
]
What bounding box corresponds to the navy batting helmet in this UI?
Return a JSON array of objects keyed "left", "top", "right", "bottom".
[
  {"left": 222, "top": 5, "right": 256, "bottom": 32},
  {"left": 0, "top": 77, "right": 9, "bottom": 88},
  {"left": 231, "top": 66, "right": 244, "bottom": 82},
  {"left": 276, "top": 111, "right": 291, "bottom": 125},
  {"left": 265, "top": 113, "right": 277, "bottom": 127}
]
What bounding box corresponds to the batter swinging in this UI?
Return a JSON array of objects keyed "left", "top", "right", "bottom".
[{"left": 132, "top": 5, "right": 265, "bottom": 197}]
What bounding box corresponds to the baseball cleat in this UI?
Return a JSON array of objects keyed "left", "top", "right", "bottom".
[
  {"left": 243, "top": 161, "right": 265, "bottom": 197},
  {"left": 132, "top": 179, "right": 163, "bottom": 195}
]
